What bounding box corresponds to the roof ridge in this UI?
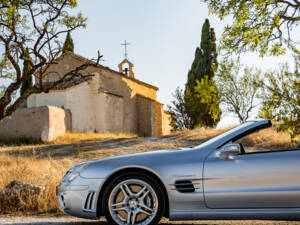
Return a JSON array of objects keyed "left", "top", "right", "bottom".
[{"left": 64, "top": 51, "right": 159, "bottom": 91}]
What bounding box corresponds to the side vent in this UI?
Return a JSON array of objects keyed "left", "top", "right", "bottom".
[
  {"left": 83, "top": 191, "right": 96, "bottom": 212},
  {"left": 174, "top": 180, "right": 195, "bottom": 193}
]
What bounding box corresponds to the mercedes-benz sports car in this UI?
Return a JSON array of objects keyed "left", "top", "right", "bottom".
[{"left": 57, "top": 119, "right": 300, "bottom": 225}]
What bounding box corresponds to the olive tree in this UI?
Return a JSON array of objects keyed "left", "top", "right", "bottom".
[
  {"left": 260, "top": 60, "right": 300, "bottom": 140},
  {"left": 216, "top": 59, "right": 262, "bottom": 123},
  {"left": 0, "top": 0, "right": 102, "bottom": 121},
  {"left": 201, "top": 0, "right": 300, "bottom": 56}
]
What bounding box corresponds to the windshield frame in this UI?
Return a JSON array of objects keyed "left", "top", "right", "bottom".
[{"left": 196, "top": 119, "right": 272, "bottom": 149}]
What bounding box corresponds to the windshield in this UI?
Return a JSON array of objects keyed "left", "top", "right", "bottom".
[{"left": 196, "top": 121, "right": 255, "bottom": 149}]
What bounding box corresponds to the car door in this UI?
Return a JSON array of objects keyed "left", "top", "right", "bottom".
[{"left": 203, "top": 149, "right": 300, "bottom": 209}]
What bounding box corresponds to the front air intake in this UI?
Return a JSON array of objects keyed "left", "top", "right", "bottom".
[
  {"left": 83, "top": 191, "right": 96, "bottom": 212},
  {"left": 174, "top": 180, "right": 195, "bottom": 193}
]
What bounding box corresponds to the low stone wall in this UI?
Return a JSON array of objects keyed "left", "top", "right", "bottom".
[{"left": 0, "top": 106, "right": 71, "bottom": 142}]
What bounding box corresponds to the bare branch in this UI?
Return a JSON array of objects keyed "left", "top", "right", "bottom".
[{"left": 0, "top": 0, "right": 89, "bottom": 121}]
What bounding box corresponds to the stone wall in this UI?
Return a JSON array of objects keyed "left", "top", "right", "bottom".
[
  {"left": 27, "top": 91, "right": 67, "bottom": 108},
  {"left": 154, "top": 102, "right": 163, "bottom": 136},
  {"left": 136, "top": 95, "right": 156, "bottom": 137},
  {"left": 0, "top": 106, "right": 70, "bottom": 142},
  {"left": 65, "top": 82, "right": 96, "bottom": 132},
  {"left": 96, "top": 68, "right": 158, "bottom": 134},
  {"left": 136, "top": 96, "right": 172, "bottom": 136},
  {"left": 99, "top": 93, "right": 124, "bottom": 133},
  {"left": 161, "top": 110, "right": 172, "bottom": 135}
]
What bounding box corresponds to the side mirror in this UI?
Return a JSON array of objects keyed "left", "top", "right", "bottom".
[{"left": 218, "top": 144, "right": 241, "bottom": 160}]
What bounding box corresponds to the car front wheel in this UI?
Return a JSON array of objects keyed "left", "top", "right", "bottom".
[{"left": 102, "top": 172, "right": 165, "bottom": 225}]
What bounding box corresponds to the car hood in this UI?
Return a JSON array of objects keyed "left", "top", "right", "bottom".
[
  {"left": 99, "top": 147, "right": 188, "bottom": 161},
  {"left": 80, "top": 146, "right": 211, "bottom": 179}
]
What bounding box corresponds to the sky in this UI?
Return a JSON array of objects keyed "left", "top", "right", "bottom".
[{"left": 71, "top": 0, "right": 297, "bottom": 127}]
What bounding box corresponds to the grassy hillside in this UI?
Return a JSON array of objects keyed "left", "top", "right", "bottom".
[{"left": 0, "top": 127, "right": 295, "bottom": 215}]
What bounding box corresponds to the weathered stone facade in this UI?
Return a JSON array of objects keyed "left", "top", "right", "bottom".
[{"left": 25, "top": 52, "right": 171, "bottom": 137}]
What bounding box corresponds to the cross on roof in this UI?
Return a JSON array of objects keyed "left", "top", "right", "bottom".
[{"left": 121, "top": 40, "right": 130, "bottom": 59}]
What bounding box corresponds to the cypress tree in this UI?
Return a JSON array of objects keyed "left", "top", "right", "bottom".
[
  {"left": 20, "top": 48, "right": 33, "bottom": 96},
  {"left": 184, "top": 19, "right": 221, "bottom": 128},
  {"left": 63, "top": 31, "right": 74, "bottom": 53}
]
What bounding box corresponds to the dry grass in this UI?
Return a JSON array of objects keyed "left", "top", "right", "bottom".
[
  {"left": 49, "top": 132, "right": 137, "bottom": 145},
  {"left": 0, "top": 127, "right": 295, "bottom": 216},
  {"left": 0, "top": 155, "right": 72, "bottom": 215}
]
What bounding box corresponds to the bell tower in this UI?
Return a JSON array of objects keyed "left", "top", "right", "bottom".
[
  {"left": 119, "top": 40, "right": 135, "bottom": 79},
  {"left": 118, "top": 59, "right": 135, "bottom": 79}
]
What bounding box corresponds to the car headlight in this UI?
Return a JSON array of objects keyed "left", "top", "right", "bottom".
[
  {"left": 61, "top": 163, "right": 88, "bottom": 184},
  {"left": 66, "top": 172, "right": 80, "bottom": 182}
]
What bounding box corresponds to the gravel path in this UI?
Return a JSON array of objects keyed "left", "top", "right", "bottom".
[{"left": 0, "top": 217, "right": 300, "bottom": 225}]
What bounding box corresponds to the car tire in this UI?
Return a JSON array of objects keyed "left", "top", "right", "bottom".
[{"left": 102, "top": 172, "right": 165, "bottom": 225}]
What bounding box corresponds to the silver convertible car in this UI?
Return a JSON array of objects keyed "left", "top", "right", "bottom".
[{"left": 57, "top": 119, "right": 300, "bottom": 225}]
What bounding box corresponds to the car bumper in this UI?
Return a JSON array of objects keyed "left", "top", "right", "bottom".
[{"left": 56, "top": 176, "right": 104, "bottom": 220}]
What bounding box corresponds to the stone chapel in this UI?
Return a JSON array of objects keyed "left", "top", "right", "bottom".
[{"left": 25, "top": 51, "right": 172, "bottom": 137}]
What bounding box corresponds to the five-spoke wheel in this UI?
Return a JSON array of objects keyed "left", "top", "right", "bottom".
[{"left": 102, "top": 172, "right": 165, "bottom": 225}]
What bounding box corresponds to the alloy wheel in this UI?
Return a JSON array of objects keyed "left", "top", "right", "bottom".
[{"left": 108, "top": 179, "right": 158, "bottom": 225}]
